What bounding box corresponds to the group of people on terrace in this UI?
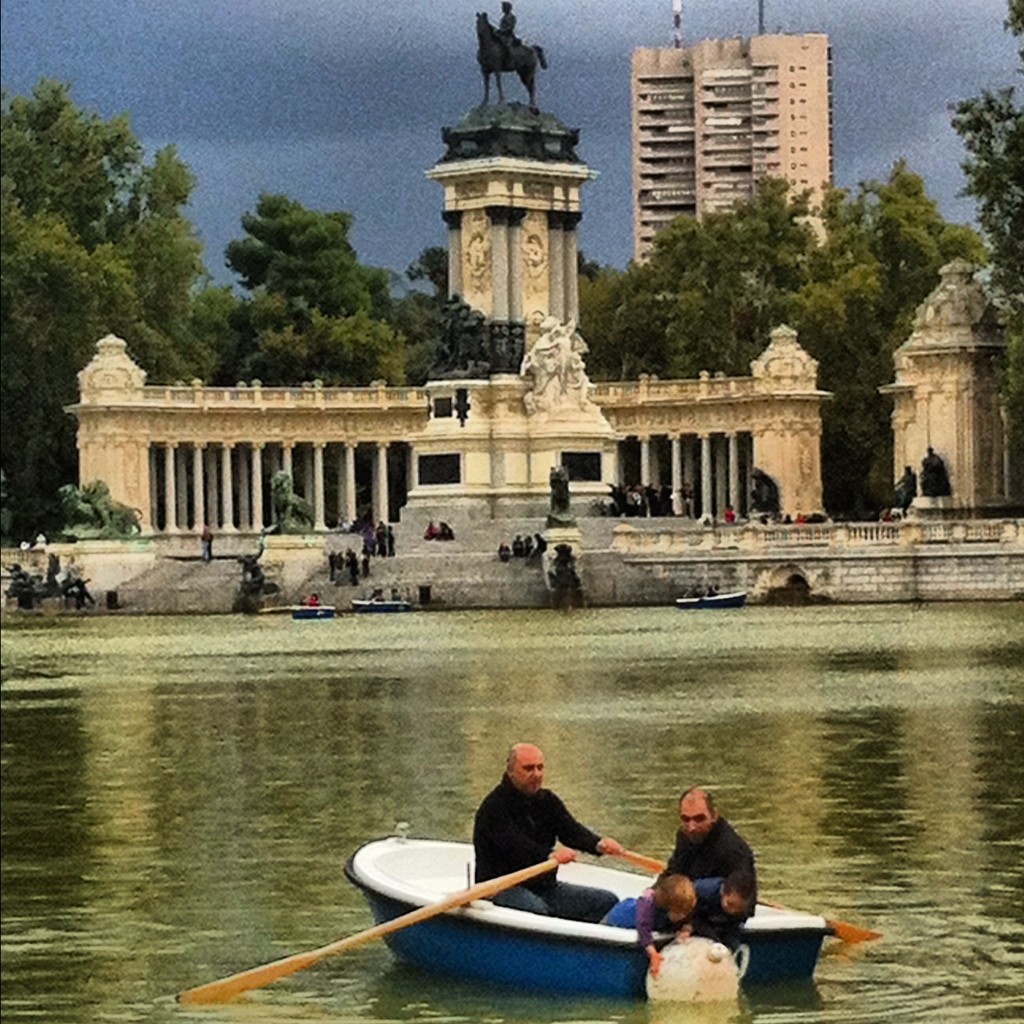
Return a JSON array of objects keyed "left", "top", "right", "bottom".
[
  {"left": 497, "top": 532, "right": 547, "bottom": 562},
  {"left": 473, "top": 742, "right": 757, "bottom": 977}
]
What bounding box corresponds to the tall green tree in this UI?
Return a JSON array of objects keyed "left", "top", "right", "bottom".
[
  {"left": 794, "top": 164, "right": 985, "bottom": 512},
  {"left": 1, "top": 80, "right": 213, "bottom": 539},
  {"left": 220, "top": 194, "right": 405, "bottom": 385},
  {"left": 953, "top": 0, "right": 1024, "bottom": 454}
]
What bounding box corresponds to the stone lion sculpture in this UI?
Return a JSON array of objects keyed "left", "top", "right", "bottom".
[
  {"left": 270, "top": 471, "right": 314, "bottom": 533},
  {"left": 58, "top": 480, "right": 142, "bottom": 540}
]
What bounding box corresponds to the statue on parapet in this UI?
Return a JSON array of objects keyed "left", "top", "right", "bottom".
[
  {"left": 894, "top": 465, "right": 917, "bottom": 513},
  {"left": 476, "top": 4, "right": 548, "bottom": 109},
  {"left": 271, "top": 471, "right": 314, "bottom": 533},
  {"left": 750, "top": 468, "right": 781, "bottom": 518},
  {"left": 920, "top": 447, "right": 952, "bottom": 498},
  {"left": 547, "top": 465, "right": 575, "bottom": 527}
]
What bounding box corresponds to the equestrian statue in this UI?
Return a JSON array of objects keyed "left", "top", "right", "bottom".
[{"left": 476, "top": 3, "right": 547, "bottom": 109}]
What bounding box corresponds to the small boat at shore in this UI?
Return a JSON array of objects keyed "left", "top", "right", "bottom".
[
  {"left": 675, "top": 591, "right": 747, "bottom": 610},
  {"left": 352, "top": 597, "right": 413, "bottom": 613},
  {"left": 291, "top": 605, "right": 335, "bottom": 620},
  {"left": 345, "top": 836, "right": 830, "bottom": 999}
]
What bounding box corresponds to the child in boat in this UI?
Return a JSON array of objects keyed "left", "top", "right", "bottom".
[
  {"left": 602, "top": 872, "right": 697, "bottom": 978},
  {"left": 689, "top": 869, "right": 756, "bottom": 952}
]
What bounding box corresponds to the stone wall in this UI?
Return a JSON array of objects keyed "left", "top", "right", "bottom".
[{"left": 3, "top": 519, "right": 1021, "bottom": 612}]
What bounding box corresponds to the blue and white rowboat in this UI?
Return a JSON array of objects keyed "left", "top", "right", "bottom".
[
  {"left": 291, "top": 605, "right": 335, "bottom": 620},
  {"left": 344, "top": 836, "right": 831, "bottom": 999}
]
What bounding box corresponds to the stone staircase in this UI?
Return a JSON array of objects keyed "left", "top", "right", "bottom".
[{"left": 65, "top": 514, "right": 692, "bottom": 614}]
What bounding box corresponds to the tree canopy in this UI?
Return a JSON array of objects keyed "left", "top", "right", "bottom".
[
  {"left": 215, "top": 193, "right": 406, "bottom": 387},
  {"left": 1, "top": 80, "right": 214, "bottom": 540},
  {"left": 578, "top": 165, "right": 985, "bottom": 515},
  {"left": 953, "top": 0, "right": 1024, "bottom": 453}
]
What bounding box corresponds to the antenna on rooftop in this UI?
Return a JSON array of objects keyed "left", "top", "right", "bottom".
[
  {"left": 673, "top": 0, "right": 682, "bottom": 48},
  {"left": 758, "top": 0, "right": 765, "bottom": 35}
]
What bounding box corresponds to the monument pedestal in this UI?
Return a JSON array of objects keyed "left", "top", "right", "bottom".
[
  {"left": 542, "top": 524, "right": 583, "bottom": 592},
  {"left": 912, "top": 495, "right": 954, "bottom": 519}
]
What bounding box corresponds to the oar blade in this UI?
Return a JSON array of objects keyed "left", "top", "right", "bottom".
[
  {"left": 827, "top": 918, "right": 882, "bottom": 944},
  {"left": 177, "top": 854, "right": 558, "bottom": 1004},
  {"left": 178, "top": 949, "right": 323, "bottom": 1005}
]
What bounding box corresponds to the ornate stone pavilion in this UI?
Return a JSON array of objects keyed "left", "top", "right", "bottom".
[
  {"left": 68, "top": 106, "right": 830, "bottom": 535},
  {"left": 881, "top": 259, "right": 1021, "bottom": 513}
]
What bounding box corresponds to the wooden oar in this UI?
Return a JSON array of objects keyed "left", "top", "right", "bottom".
[
  {"left": 178, "top": 856, "right": 558, "bottom": 1005},
  {"left": 613, "top": 849, "right": 881, "bottom": 944}
]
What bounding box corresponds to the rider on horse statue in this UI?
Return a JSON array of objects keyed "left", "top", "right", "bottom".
[
  {"left": 476, "top": 2, "right": 548, "bottom": 109},
  {"left": 497, "top": 1, "right": 521, "bottom": 58}
]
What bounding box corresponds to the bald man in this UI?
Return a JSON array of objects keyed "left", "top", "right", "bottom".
[{"left": 473, "top": 742, "right": 625, "bottom": 922}]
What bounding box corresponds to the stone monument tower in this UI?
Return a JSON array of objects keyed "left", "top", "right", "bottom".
[
  {"left": 427, "top": 104, "right": 593, "bottom": 365},
  {"left": 881, "top": 259, "right": 1021, "bottom": 513},
  {"left": 404, "top": 44, "right": 618, "bottom": 521}
]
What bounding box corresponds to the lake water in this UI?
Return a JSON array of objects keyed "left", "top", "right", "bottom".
[{"left": 2, "top": 603, "right": 1022, "bottom": 1024}]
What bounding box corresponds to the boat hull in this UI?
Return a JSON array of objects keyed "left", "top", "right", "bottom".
[
  {"left": 351, "top": 600, "right": 412, "bottom": 613},
  {"left": 291, "top": 606, "right": 335, "bottom": 619},
  {"left": 359, "top": 888, "right": 649, "bottom": 997},
  {"left": 345, "top": 837, "right": 827, "bottom": 999},
  {"left": 676, "top": 591, "right": 747, "bottom": 610}
]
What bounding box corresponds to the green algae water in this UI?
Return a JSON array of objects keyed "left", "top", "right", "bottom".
[{"left": 2, "top": 602, "right": 1022, "bottom": 1024}]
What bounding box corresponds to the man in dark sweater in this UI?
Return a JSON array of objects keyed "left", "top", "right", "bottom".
[
  {"left": 473, "top": 742, "right": 625, "bottom": 922},
  {"left": 665, "top": 787, "right": 758, "bottom": 941}
]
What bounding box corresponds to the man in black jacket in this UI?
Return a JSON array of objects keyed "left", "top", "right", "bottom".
[
  {"left": 473, "top": 742, "right": 625, "bottom": 922},
  {"left": 666, "top": 787, "right": 758, "bottom": 939}
]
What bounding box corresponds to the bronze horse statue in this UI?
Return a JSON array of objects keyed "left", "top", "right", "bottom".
[{"left": 475, "top": 12, "right": 547, "bottom": 109}]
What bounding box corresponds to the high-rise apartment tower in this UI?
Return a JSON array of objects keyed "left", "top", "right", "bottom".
[{"left": 631, "top": 34, "right": 832, "bottom": 261}]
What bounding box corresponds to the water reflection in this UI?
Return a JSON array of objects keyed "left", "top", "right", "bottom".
[{"left": 1, "top": 603, "right": 1022, "bottom": 1023}]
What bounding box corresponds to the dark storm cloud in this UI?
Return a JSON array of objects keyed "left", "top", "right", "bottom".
[{"left": 1, "top": 0, "right": 1018, "bottom": 279}]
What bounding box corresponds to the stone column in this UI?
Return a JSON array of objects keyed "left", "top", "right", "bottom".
[
  {"left": 221, "top": 444, "right": 236, "bottom": 532},
  {"left": 192, "top": 444, "right": 205, "bottom": 533},
  {"left": 374, "top": 442, "right": 389, "bottom": 523},
  {"left": 715, "top": 436, "right": 728, "bottom": 517},
  {"left": 345, "top": 443, "right": 357, "bottom": 524},
  {"left": 252, "top": 443, "right": 265, "bottom": 532},
  {"left": 487, "top": 206, "right": 511, "bottom": 323},
  {"left": 148, "top": 447, "right": 160, "bottom": 535},
  {"left": 640, "top": 437, "right": 652, "bottom": 491},
  {"left": 683, "top": 438, "right": 696, "bottom": 516},
  {"left": 443, "top": 210, "right": 462, "bottom": 298},
  {"left": 728, "top": 432, "right": 741, "bottom": 514},
  {"left": 508, "top": 208, "right": 526, "bottom": 324},
  {"left": 335, "top": 448, "right": 345, "bottom": 526},
  {"left": 175, "top": 446, "right": 189, "bottom": 529},
  {"left": 547, "top": 211, "right": 566, "bottom": 323},
  {"left": 313, "top": 442, "right": 326, "bottom": 531},
  {"left": 163, "top": 444, "right": 177, "bottom": 532},
  {"left": 671, "top": 435, "right": 682, "bottom": 515},
  {"left": 607, "top": 441, "right": 620, "bottom": 488},
  {"left": 562, "top": 211, "right": 582, "bottom": 325},
  {"left": 282, "top": 444, "right": 293, "bottom": 480},
  {"left": 237, "top": 446, "right": 251, "bottom": 530},
  {"left": 299, "top": 444, "right": 313, "bottom": 504},
  {"left": 700, "top": 434, "right": 713, "bottom": 519},
  {"left": 205, "top": 449, "right": 219, "bottom": 530}
]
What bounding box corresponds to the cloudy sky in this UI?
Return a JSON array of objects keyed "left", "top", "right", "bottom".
[{"left": 1, "top": 0, "right": 1017, "bottom": 286}]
